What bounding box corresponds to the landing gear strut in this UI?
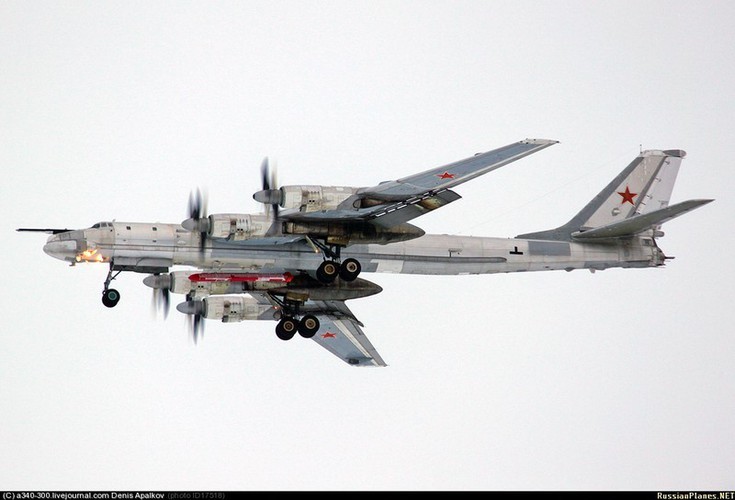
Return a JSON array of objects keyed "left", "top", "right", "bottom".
[
  {"left": 102, "top": 263, "right": 121, "bottom": 308},
  {"left": 310, "top": 240, "right": 362, "bottom": 284},
  {"left": 315, "top": 257, "right": 362, "bottom": 284},
  {"left": 271, "top": 296, "right": 321, "bottom": 341}
]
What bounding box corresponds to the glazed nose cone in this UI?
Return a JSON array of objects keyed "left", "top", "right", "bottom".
[{"left": 43, "top": 238, "right": 78, "bottom": 261}]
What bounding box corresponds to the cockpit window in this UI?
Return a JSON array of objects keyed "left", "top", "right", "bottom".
[{"left": 91, "top": 222, "right": 111, "bottom": 229}]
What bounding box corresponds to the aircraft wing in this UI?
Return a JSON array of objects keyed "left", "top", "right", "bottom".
[
  {"left": 360, "top": 138, "right": 558, "bottom": 199},
  {"left": 246, "top": 293, "right": 386, "bottom": 367},
  {"left": 278, "top": 138, "right": 557, "bottom": 228},
  {"left": 303, "top": 300, "right": 387, "bottom": 367}
]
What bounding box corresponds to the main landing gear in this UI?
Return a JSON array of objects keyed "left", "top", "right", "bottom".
[
  {"left": 101, "top": 263, "right": 121, "bottom": 308},
  {"left": 311, "top": 240, "right": 361, "bottom": 284},
  {"left": 316, "top": 258, "right": 361, "bottom": 283},
  {"left": 275, "top": 314, "right": 320, "bottom": 341},
  {"left": 271, "top": 295, "right": 320, "bottom": 341}
]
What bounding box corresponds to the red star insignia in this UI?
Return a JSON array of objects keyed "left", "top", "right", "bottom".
[
  {"left": 436, "top": 171, "right": 455, "bottom": 179},
  {"left": 617, "top": 186, "right": 637, "bottom": 205},
  {"left": 321, "top": 332, "right": 336, "bottom": 339}
]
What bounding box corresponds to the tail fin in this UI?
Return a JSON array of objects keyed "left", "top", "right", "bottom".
[{"left": 517, "top": 149, "right": 713, "bottom": 241}]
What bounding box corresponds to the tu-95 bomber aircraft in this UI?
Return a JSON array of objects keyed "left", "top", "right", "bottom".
[{"left": 18, "top": 139, "right": 713, "bottom": 366}]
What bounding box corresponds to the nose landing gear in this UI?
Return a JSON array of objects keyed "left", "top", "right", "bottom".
[
  {"left": 102, "top": 288, "right": 120, "bottom": 308},
  {"left": 101, "top": 263, "right": 122, "bottom": 308}
]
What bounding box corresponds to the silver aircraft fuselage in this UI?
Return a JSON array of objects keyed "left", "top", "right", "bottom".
[
  {"left": 26, "top": 144, "right": 711, "bottom": 367},
  {"left": 42, "top": 221, "right": 665, "bottom": 276}
]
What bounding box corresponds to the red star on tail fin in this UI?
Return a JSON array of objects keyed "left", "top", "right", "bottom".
[{"left": 618, "top": 186, "right": 637, "bottom": 205}]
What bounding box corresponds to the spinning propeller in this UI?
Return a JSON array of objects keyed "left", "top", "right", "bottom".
[
  {"left": 176, "top": 298, "right": 205, "bottom": 343},
  {"left": 253, "top": 157, "right": 282, "bottom": 220},
  {"left": 144, "top": 274, "right": 205, "bottom": 343},
  {"left": 148, "top": 274, "right": 171, "bottom": 320},
  {"left": 182, "top": 188, "right": 209, "bottom": 256}
]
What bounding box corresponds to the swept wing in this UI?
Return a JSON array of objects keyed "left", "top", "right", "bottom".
[
  {"left": 279, "top": 138, "right": 557, "bottom": 228},
  {"left": 360, "top": 138, "right": 558, "bottom": 199},
  {"left": 249, "top": 292, "right": 385, "bottom": 367},
  {"left": 304, "top": 300, "right": 385, "bottom": 367}
]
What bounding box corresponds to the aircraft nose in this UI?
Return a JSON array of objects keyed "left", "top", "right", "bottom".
[{"left": 43, "top": 238, "right": 79, "bottom": 261}]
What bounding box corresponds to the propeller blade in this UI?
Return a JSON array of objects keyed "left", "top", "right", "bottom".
[
  {"left": 188, "top": 188, "right": 204, "bottom": 220},
  {"left": 188, "top": 190, "right": 199, "bottom": 220},
  {"left": 147, "top": 273, "right": 171, "bottom": 320},
  {"left": 272, "top": 186, "right": 279, "bottom": 221},
  {"left": 177, "top": 298, "right": 205, "bottom": 344},
  {"left": 255, "top": 156, "right": 281, "bottom": 220},
  {"left": 151, "top": 287, "right": 170, "bottom": 320},
  {"left": 161, "top": 287, "right": 170, "bottom": 319},
  {"left": 190, "top": 313, "right": 204, "bottom": 344},
  {"left": 261, "top": 157, "right": 271, "bottom": 191},
  {"left": 199, "top": 230, "right": 206, "bottom": 254},
  {"left": 183, "top": 188, "right": 209, "bottom": 257}
]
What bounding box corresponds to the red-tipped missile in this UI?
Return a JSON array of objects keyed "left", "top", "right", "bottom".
[{"left": 188, "top": 272, "right": 293, "bottom": 283}]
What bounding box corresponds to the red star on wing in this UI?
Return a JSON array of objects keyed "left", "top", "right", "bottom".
[
  {"left": 436, "top": 171, "right": 455, "bottom": 179},
  {"left": 617, "top": 186, "right": 638, "bottom": 205},
  {"left": 321, "top": 332, "right": 336, "bottom": 339}
]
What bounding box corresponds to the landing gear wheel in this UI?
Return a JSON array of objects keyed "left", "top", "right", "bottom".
[
  {"left": 339, "top": 258, "right": 361, "bottom": 282},
  {"left": 275, "top": 317, "right": 298, "bottom": 340},
  {"left": 316, "top": 260, "right": 339, "bottom": 284},
  {"left": 298, "top": 315, "right": 320, "bottom": 338},
  {"left": 102, "top": 288, "right": 120, "bottom": 308}
]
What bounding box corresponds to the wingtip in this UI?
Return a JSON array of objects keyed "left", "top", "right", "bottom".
[
  {"left": 663, "top": 149, "right": 687, "bottom": 158},
  {"left": 641, "top": 149, "right": 687, "bottom": 159},
  {"left": 682, "top": 198, "right": 714, "bottom": 206},
  {"left": 522, "top": 138, "right": 560, "bottom": 145}
]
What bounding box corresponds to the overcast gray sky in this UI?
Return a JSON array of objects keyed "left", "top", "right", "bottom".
[{"left": 2, "top": 0, "right": 734, "bottom": 491}]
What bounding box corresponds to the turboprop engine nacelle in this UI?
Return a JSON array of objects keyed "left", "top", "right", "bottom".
[
  {"left": 253, "top": 185, "right": 360, "bottom": 213},
  {"left": 176, "top": 296, "right": 275, "bottom": 323},
  {"left": 207, "top": 213, "right": 272, "bottom": 240},
  {"left": 182, "top": 213, "right": 272, "bottom": 241}
]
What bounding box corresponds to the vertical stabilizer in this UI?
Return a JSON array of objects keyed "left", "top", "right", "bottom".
[{"left": 518, "top": 149, "right": 687, "bottom": 241}]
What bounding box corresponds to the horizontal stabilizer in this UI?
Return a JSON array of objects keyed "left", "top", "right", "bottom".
[{"left": 572, "top": 199, "right": 713, "bottom": 240}]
